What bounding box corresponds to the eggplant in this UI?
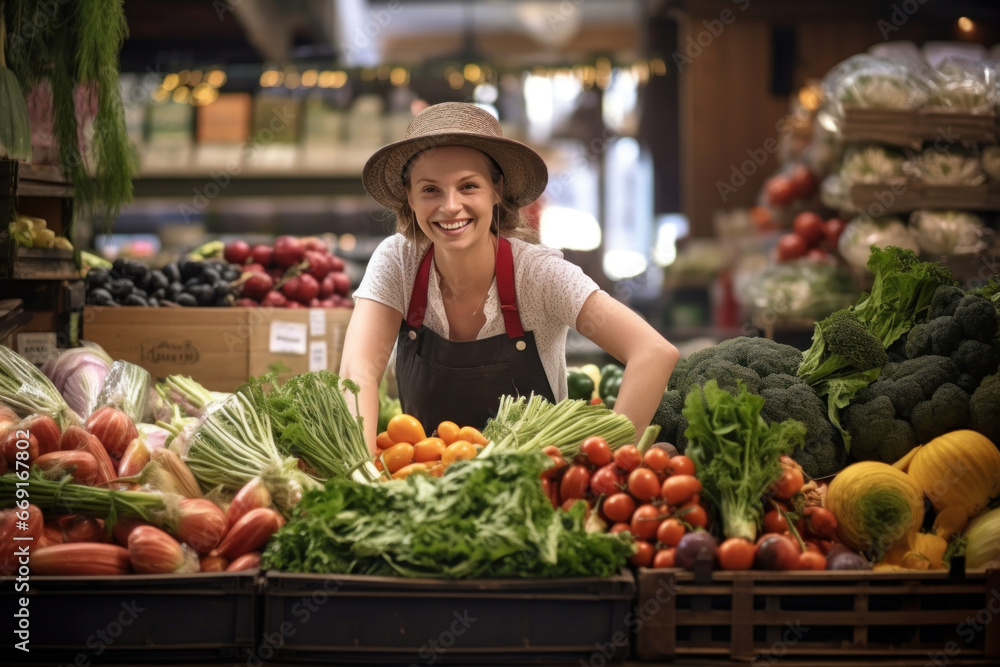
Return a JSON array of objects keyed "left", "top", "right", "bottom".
[
  {"left": 107, "top": 279, "right": 134, "bottom": 298},
  {"left": 148, "top": 270, "right": 170, "bottom": 291},
  {"left": 162, "top": 263, "right": 181, "bottom": 283},
  {"left": 87, "top": 288, "right": 114, "bottom": 306},
  {"left": 175, "top": 293, "right": 198, "bottom": 307},
  {"left": 201, "top": 267, "right": 221, "bottom": 285},
  {"left": 85, "top": 268, "right": 110, "bottom": 288},
  {"left": 122, "top": 294, "right": 148, "bottom": 307},
  {"left": 178, "top": 260, "right": 204, "bottom": 281}
]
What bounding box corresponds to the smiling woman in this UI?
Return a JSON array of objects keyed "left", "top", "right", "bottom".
[{"left": 340, "top": 102, "right": 680, "bottom": 450}]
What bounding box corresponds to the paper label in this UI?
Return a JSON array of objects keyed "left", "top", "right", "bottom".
[
  {"left": 309, "top": 341, "right": 328, "bottom": 371},
  {"left": 16, "top": 333, "right": 58, "bottom": 365},
  {"left": 309, "top": 309, "right": 326, "bottom": 337},
  {"left": 269, "top": 321, "right": 308, "bottom": 355}
]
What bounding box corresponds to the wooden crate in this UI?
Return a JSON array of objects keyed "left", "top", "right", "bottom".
[
  {"left": 634, "top": 568, "right": 1000, "bottom": 665},
  {"left": 841, "top": 108, "right": 999, "bottom": 148},
  {"left": 81, "top": 306, "right": 352, "bottom": 391}
]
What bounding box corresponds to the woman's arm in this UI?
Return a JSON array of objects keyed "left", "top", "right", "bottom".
[
  {"left": 576, "top": 291, "right": 680, "bottom": 434},
  {"left": 339, "top": 298, "right": 403, "bottom": 454}
]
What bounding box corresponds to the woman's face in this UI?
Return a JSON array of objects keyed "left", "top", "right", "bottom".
[{"left": 406, "top": 146, "right": 500, "bottom": 251}]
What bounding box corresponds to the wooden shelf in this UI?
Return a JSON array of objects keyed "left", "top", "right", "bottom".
[
  {"left": 841, "top": 108, "right": 999, "bottom": 148},
  {"left": 0, "top": 299, "right": 32, "bottom": 342},
  {"left": 1, "top": 160, "right": 73, "bottom": 198},
  {"left": 848, "top": 182, "right": 1000, "bottom": 214}
]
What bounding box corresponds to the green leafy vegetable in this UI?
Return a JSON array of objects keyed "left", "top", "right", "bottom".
[
  {"left": 683, "top": 380, "right": 805, "bottom": 541},
  {"left": 262, "top": 452, "right": 633, "bottom": 578}
]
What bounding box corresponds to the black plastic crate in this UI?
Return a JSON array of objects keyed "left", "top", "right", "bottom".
[
  {"left": 260, "top": 569, "right": 636, "bottom": 664},
  {"left": 0, "top": 571, "right": 257, "bottom": 663}
]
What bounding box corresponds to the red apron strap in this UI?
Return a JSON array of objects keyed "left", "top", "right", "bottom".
[
  {"left": 495, "top": 236, "right": 525, "bottom": 339},
  {"left": 405, "top": 245, "right": 435, "bottom": 328}
]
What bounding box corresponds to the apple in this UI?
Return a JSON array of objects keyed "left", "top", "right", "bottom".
[
  {"left": 793, "top": 212, "right": 825, "bottom": 247},
  {"left": 241, "top": 272, "right": 273, "bottom": 300},
  {"left": 776, "top": 233, "right": 809, "bottom": 262},
  {"left": 224, "top": 241, "right": 251, "bottom": 265},
  {"left": 330, "top": 272, "right": 351, "bottom": 297},
  {"left": 274, "top": 236, "right": 305, "bottom": 268},
  {"left": 282, "top": 274, "right": 320, "bottom": 303},
  {"left": 304, "top": 250, "right": 332, "bottom": 280},
  {"left": 250, "top": 244, "right": 274, "bottom": 267}
]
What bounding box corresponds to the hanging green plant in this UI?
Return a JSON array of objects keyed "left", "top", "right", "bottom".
[
  {"left": 2, "top": 0, "right": 135, "bottom": 230},
  {"left": 0, "top": 9, "right": 32, "bottom": 162}
]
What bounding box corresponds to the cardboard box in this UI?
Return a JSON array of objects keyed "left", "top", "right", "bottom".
[{"left": 82, "top": 306, "right": 352, "bottom": 392}]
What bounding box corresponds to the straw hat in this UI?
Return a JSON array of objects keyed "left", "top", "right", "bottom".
[{"left": 362, "top": 102, "right": 548, "bottom": 209}]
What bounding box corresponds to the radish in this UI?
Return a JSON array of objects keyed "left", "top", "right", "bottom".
[
  {"left": 273, "top": 236, "right": 305, "bottom": 268},
  {"left": 250, "top": 244, "right": 273, "bottom": 267},
  {"left": 304, "top": 250, "right": 332, "bottom": 280},
  {"left": 224, "top": 241, "right": 251, "bottom": 265},
  {"left": 282, "top": 274, "right": 320, "bottom": 303},
  {"left": 241, "top": 272, "right": 273, "bottom": 300},
  {"left": 330, "top": 272, "right": 351, "bottom": 296}
]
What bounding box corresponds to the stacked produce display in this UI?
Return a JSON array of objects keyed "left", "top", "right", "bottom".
[{"left": 84, "top": 236, "right": 354, "bottom": 309}]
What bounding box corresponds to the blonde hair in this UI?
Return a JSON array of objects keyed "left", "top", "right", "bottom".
[{"left": 389, "top": 148, "right": 538, "bottom": 244}]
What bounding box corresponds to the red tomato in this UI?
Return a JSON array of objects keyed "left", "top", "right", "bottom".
[
  {"left": 627, "top": 468, "right": 661, "bottom": 502},
  {"left": 793, "top": 212, "right": 824, "bottom": 247},
  {"left": 666, "top": 455, "right": 695, "bottom": 477},
  {"left": 762, "top": 509, "right": 788, "bottom": 535},
  {"left": 717, "top": 537, "right": 756, "bottom": 571},
  {"left": 765, "top": 176, "right": 795, "bottom": 206},
  {"left": 580, "top": 437, "right": 612, "bottom": 467},
  {"left": 642, "top": 448, "right": 671, "bottom": 474},
  {"left": 630, "top": 504, "right": 663, "bottom": 541},
  {"left": 590, "top": 463, "right": 624, "bottom": 496},
  {"left": 609, "top": 522, "right": 631, "bottom": 535},
  {"left": 796, "top": 550, "right": 828, "bottom": 570},
  {"left": 559, "top": 464, "right": 592, "bottom": 501},
  {"left": 678, "top": 501, "right": 709, "bottom": 530},
  {"left": 823, "top": 217, "right": 847, "bottom": 248},
  {"left": 776, "top": 233, "right": 809, "bottom": 262},
  {"left": 803, "top": 506, "right": 838, "bottom": 538},
  {"left": 540, "top": 446, "right": 567, "bottom": 480},
  {"left": 603, "top": 493, "right": 637, "bottom": 524},
  {"left": 660, "top": 474, "right": 702, "bottom": 506},
  {"left": 655, "top": 518, "right": 686, "bottom": 547},
  {"left": 562, "top": 498, "right": 589, "bottom": 513},
  {"left": 652, "top": 548, "right": 676, "bottom": 569},
  {"left": 613, "top": 445, "right": 642, "bottom": 473},
  {"left": 771, "top": 467, "right": 804, "bottom": 501},
  {"left": 630, "top": 540, "right": 655, "bottom": 568},
  {"left": 789, "top": 164, "right": 819, "bottom": 199}
]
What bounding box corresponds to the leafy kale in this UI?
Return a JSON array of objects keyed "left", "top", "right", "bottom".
[{"left": 261, "top": 452, "right": 633, "bottom": 578}]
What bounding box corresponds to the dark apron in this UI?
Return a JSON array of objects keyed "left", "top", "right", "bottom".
[{"left": 395, "top": 236, "right": 556, "bottom": 434}]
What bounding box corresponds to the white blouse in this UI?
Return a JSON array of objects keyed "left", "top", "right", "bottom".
[{"left": 353, "top": 233, "right": 601, "bottom": 401}]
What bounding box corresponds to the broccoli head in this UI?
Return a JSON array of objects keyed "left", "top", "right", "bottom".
[
  {"left": 891, "top": 355, "right": 961, "bottom": 395},
  {"left": 759, "top": 375, "right": 845, "bottom": 478},
  {"left": 970, "top": 371, "right": 1000, "bottom": 445},
  {"left": 922, "top": 316, "right": 964, "bottom": 357},
  {"left": 968, "top": 276, "right": 1000, "bottom": 318},
  {"left": 842, "top": 395, "right": 917, "bottom": 463},
  {"left": 910, "top": 383, "right": 970, "bottom": 444},
  {"left": 953, "top": 294, "right": 999, "bottom": 343},
  {"left": 798, "top": 310, "right": 888, "bottom": 387},
  {"left": 929, "top": 285, "right": 965, "bottom": 319},
  {"left": 650, "top": 390, "right": 689, "bottom": 453},
  {"left": 951, "top": 339, "right": 1000, "bottom": 381},
  {"left": 668, "top": 336, "right": 801, "bottom": 395},
  {"left": 956, "top": 372, "right": 980, "bottom": 395}
]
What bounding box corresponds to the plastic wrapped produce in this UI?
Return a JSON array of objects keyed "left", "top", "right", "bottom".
[
  {"left": 981, "top": 145, "right": 1000, "bottom": 181},
  {"left": 907, "top": 145, "right": 986, "bottom": 186},
  {"left": 926, "top": 58, "right": 996, "bottom": 114},
  {"left": 824, "top": 55, "right": 929, "bottom": 118},
  {"left": 838, "top": 216, "right": 919, "bottom": 271},
  {"left": 909, "top": 210, "right": 993, "bottom": 256},
  {"left": 738, "top": 261, "right": 858, "bottom": 321},
  {"left": 840, "top": 144, "right": 908, "bottom": 186}
]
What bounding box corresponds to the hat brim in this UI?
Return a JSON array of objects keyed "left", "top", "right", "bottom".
[{"left": 362, "top": 132, "right": 548, "bottom": 209}]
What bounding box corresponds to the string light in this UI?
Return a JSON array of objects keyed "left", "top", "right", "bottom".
[{"left": 301, "top": 69, "right": 319, "bottom": 87}]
